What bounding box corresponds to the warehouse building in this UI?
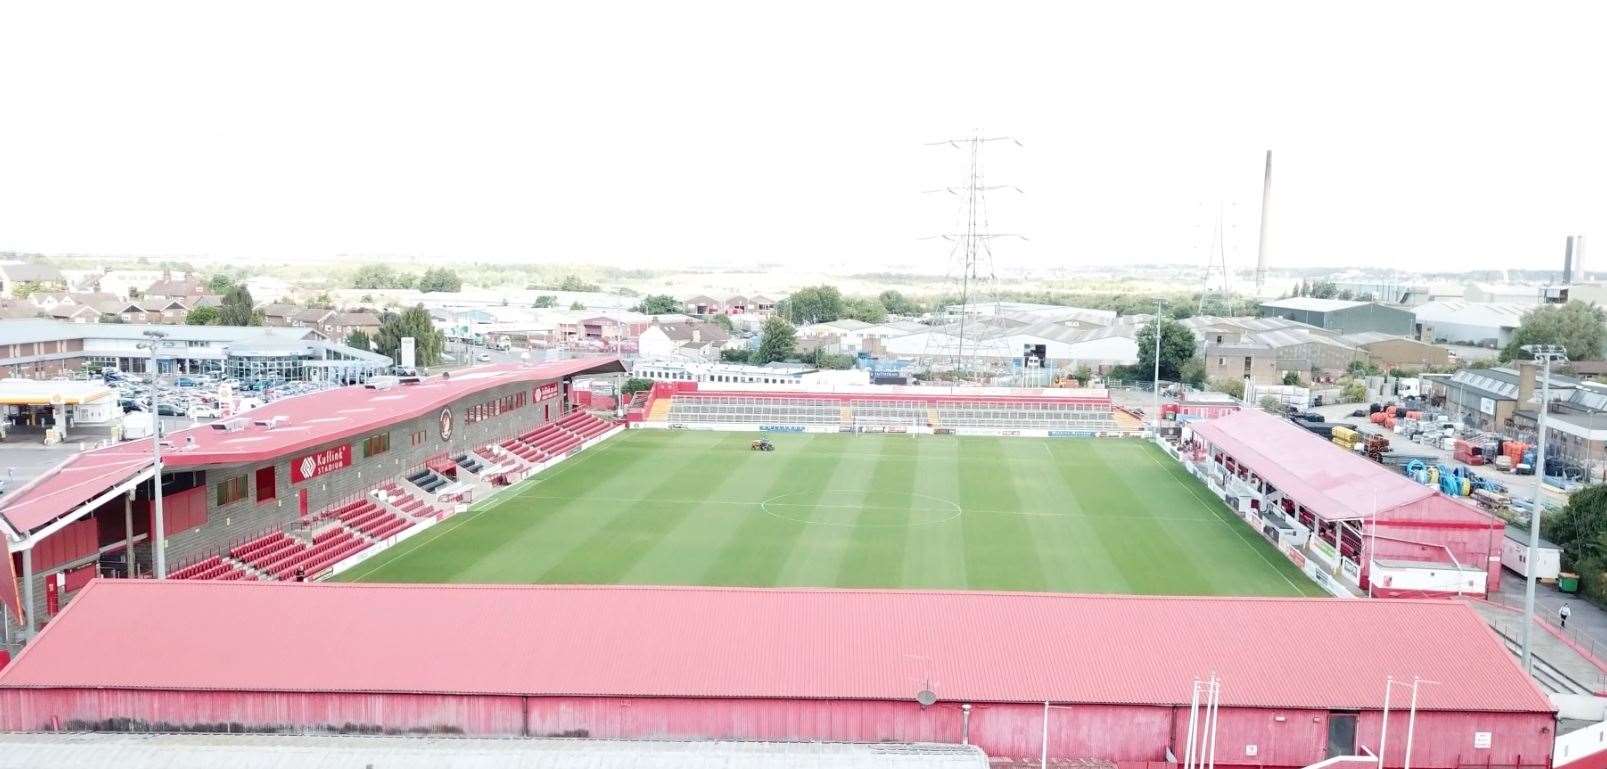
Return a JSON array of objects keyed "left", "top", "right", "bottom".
[
  {"left": 1412, "top": 301, "right": 1530, "bottom": 349},
  {"left": 1259, "top": 298, "right": 1415, "bottom": 335},
  {"left": 0, "top": 358, "right": 624, "bottom": 638},
  {"left": 1339, "top": 332, "right": 1452, "bottom": 370},
  {"left": 1427, "top": 364, "right": 1574, "bottom": 432},
  {"left": 0, "top": 580, "right": 1556, "bottom": 769}
]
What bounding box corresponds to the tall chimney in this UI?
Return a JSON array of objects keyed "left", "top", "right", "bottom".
[
  {"left": 1517, "top": 361, "right": 1538, "bottom": 413},
  {"left": 1565, "top": 236, "right": 1576, "bottom": 284},
  {"left": 1576, "top": 235, "right": 1587, "bottom": 283},
  {"left": 1254, "top": 150, "right": 1272, "bottom": 296}
]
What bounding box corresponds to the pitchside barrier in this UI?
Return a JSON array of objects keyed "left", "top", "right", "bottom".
[
  {"left": 1155, "top": 435, "right": 1359, "bottom": 599},
  {"left": 645, "top": 421, "right": 1145, "bottom": 439}
]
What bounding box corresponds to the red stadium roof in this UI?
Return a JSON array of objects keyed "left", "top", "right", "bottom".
[
  {"left": 0, "top": 581, "right": 1551, "bottom": 713},
  {"left": 1191, "top": 409, "right": 1440, "bottom": 522},
  {"left": 0, "top": 358, "right": 623, "bottom": 535}
]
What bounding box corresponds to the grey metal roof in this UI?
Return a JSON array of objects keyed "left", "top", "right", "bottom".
[
  {"left": 0, "top": 733, "right": 987, "bottom": 769},
  {"left": 1260, "top": 297, "right": 1369, "bottom": 312},
  {"left": 0, "top": 319, "right": 320, "bottom": 346}
]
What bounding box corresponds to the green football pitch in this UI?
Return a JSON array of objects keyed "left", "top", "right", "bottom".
[{"left": 338, "top": 430, "right": 1323, "bottom": 596}]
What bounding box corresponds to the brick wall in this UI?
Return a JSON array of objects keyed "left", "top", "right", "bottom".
[
  {"left": 7, "top": 378, "right": 575, "bottom": 634},
  {"left": 163, "top": 378, "right": 569, "bottom": 569}
]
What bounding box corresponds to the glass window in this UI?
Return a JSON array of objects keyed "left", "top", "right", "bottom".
[
  {"left": 216, "top": 476, "right": 249, "bottom": 506},
  {"left": 255, "top": 466, "right": 277, "bottom": 503},
  {"left": 363, "top": 431, "right": 391, "bottom": 458}
]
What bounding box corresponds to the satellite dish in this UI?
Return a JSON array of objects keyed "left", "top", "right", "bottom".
[{"left": 916, "top": 688, "right": 938, "bottom": 708}]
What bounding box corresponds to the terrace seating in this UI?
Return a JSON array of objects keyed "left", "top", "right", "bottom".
[
  {"left": 933, "top": 400, "right": 1117, "bottom": 431},
  {"left": 454, "top": 452, "right": 487, "bottom": 474},
  {"left": 230, "top": 532, "right": 303, "bottom": 574},
  {"left": 667, "top": 395, "right": 841, "bottom": 425},
  {"left": 850, "top": 400, "right": 925, "bottom": 427},
  {"left": 406, "top": 469, "right": 453, "bottom": 493},
  {"left": 381, "top": 480, "right": 447, "bottom": 520},
  {"left": 169, "top": 555, "right": 252, "bottom": 581}
]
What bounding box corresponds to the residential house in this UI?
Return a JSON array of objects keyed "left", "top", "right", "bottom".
[
  {"left": 291, "top": 308, "right": 337, "bottom": 330},
  {"left": 46, "top": 304, "right": 101, "bottom": 324},
  {"left": 260, "top": 304, "right": 303, "bottom": 327},
  {"left": 638, "top": 319, "right": 732, "bottom": 359},
  {"left": 0, "top": 263, "right": 67, "bottom": 299},
  {"left": 321, "top": 311, "right": 383, "bottom": 340},
  {"left": 685, "top": 295, "right": 722, "bottom": 315},
  {"left": 143, "top": 271, "right": 206, "bottom": 299}
]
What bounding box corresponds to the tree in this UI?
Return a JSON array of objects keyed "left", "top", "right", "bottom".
[
  {"left": 10, "top": 281, "right": 44, "bottom": 299},
  {"left": 217, "top": 286, "right": 261, "bottom": 326},
  {"left": 1347, "top": 358, "right": 1381, "bottom": 377},
  {"left": 1501, "top": 301, "right": 1607, "bottom": 362},
  {"left": 1281, "top": 371, "right": 1303, "bottom": 386},
  {"left": 720, "top": 348, "right": 751, "bottom": 363},
  {"left": 711, "top": 313, "right": 735, "bottom": 332},
  {"left": 1259, "top": 395, "right": 1284, "bottom": 413},
  {"left": 1071, "top": 365, "right": 1093, "bottom": 386},
  {"left": 878, "top": 290, "right": 921, "bottom": 316},
  {"left": 206, "top": 274, "right": 237, "bottom": 294},
  {"left": 1544, "top": 485, "right": 1607, "bottom": 570},
  {"left": 620, "top": 377, "right": 654, "bottom": 395},
  {"left": 345, "top": 329, "right": 372, "bottom": 351},
  {"left": 184, "top": 306, "right": 221, "bottom": 326},
  {"left": 636, "top": 294, "right": 681, "bottom": 315},
  {"left": 98, "top": 312, "right": 124, "bottom": 323},
  {"left": 1337, "top": 289, "right": 1355, "bottom": 301},
  {"left": 1208, "top": 377, "right": 1245, "bottom": 399},
  {"left": 351, "top": 264, "right": 405, "bottom": 289},
  {"left": 557, "top": 275, "right": 599, "bottom": 292},
  {"left": 1134, "top": 317, "right": 1198, "bottom": 382},
  {"left": 1308, "top": 280, "right": 1339, "bottom": 299},
  {"left": 532, "top": 295, "right": 557, "bottom": 308},
  {"left": 841, "top": 296, "right": 888, "bottom": 324},
  {"left": 1179, "top": 357, "right": 1207, "bottom": 387},
  {"left": 374, "top": 304, "right": 444, "bottom": 367},
  {"left": 416, "top": 268, "right": 463, "bottom": 293},
  {"left": 780, "top": 285, "right": 844, "bottom": 324},
  {"left": 751, "top": 315, "right": 796, "bottom": 364},
  {"left": 1340, "top": 380, "right": 1368, "bottom": 403},
  {"left": 569, "top": 301, "right": 586, "bottom": 311},
  {"left": 812, "top": 349, "right": 856, "bottom": 369}
]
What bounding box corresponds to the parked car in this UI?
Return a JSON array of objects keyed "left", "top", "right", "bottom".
[
  {"left": 477, "top": 352, "right": 492, "bottom": 362},
  {"left": 154, "top": 402, "right": 185, "bottom": 417},
  {"left": 187, "top": 404, "right": 219, "bottom": 419}
]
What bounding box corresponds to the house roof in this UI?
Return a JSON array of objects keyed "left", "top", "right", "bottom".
[
  {"left": 0, "top": 358, "right": 623, "bottom": 535},
  {"left": 143, "top": 277, "right": 203, "bottom": 297},
  {"left": 260, "top": 303, "right": 302, "bottom": 318},
  {"left": 1338, "top": 331, "right": 1427, "bottom": 347},
  {"left": 0, "top": 263, "right": 65, "bottom": 283},
  {"left": 0, "top": 580, "right": 1551, "bottom": 713},
  {"left": 293, "top": 308, "right": 336, "bottom": 323},
  {"left": 652, "top": 321, "right": 731, "bottom": 343}
]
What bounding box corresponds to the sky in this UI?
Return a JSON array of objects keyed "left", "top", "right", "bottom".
[{"left": 1, "top": 1, "right": 1604, "bottom": 274}]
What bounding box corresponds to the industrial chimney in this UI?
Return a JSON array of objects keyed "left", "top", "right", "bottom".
[{"left": 1565, "top": 235, "right": 1587, "bottom": 284}]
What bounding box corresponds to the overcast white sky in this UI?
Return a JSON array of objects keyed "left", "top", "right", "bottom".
[{"left": 1, "top": 1, "right": 1603, "bottom": 273}]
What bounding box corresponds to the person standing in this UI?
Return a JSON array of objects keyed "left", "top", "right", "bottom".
[{"left": 1560, "top": 603, "right": 1572, "bottom": 629}]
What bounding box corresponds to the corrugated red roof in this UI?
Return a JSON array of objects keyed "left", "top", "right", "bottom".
[
  {"left": 0, "top": 358, "right": 623, "bottom": 534},
  {"left": 1191, "top": 409, "right": 1436, "bottom": 521},
  {"left": 0, "top": 581, "right": 1552, "bottom": 713}
]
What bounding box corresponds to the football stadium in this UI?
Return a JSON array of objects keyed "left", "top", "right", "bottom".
[{"left": 0, "top": 363, "right": 1580, "bottom": 768}]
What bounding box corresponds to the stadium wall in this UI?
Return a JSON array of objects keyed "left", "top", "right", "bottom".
[
  {"left": 0, "top": 690, "right": 1553, "bottom": 768},
  {"left": 644, "top": 422, "right": 1137, "bottom": 438}
]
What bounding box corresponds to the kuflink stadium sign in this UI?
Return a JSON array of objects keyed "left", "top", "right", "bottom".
[{"left": 290, "top": 444, "right": 353, "bottom": 484}]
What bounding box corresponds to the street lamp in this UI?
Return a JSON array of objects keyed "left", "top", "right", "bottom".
[
  {"left": 138, "top": 329, "right": 170, "bottom": 579},
  {"left": 1520, "top": 344, "right": 1567, "bottom": 673}
]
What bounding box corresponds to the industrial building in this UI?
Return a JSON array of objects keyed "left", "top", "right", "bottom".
[
  {"left": 0, "top": 358, "right": 625, "bottom": 638},
  {"left": 1424, "top": 364, "right": 1573, "bottom": 433},
  {"left": 1339, "top": 332, "right": 1452, "bottom": 370},
  {"left": 1258, "top": 298, "right": 1416, "bottom": 335},
  {"left": 1412, "top": 301, "right": 1531, "bottom": 349},
  {"left": 0, "top": 579, "right": 1555, "bottom": 768},
  {"left": 0, "top": 319, "right": 390, "bottom": 382}
]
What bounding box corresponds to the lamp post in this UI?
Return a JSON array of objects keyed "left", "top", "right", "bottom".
[
  {"left": 139, "top": 329, "right": 170, "bottom": 579},
  {"left": 1520, "top": 344, "right": 1567, "bottom": 673},
  {"left": 1152, "top": 301, "right": 1163, "bottom": 435}
]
